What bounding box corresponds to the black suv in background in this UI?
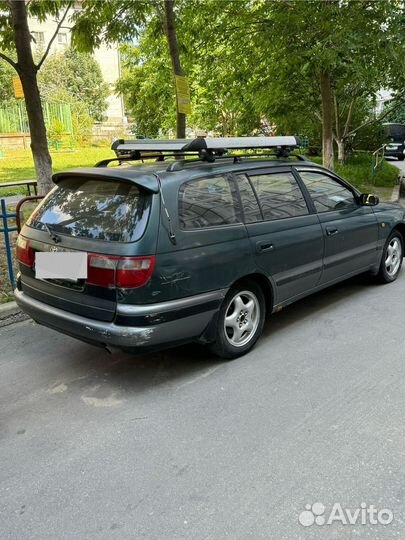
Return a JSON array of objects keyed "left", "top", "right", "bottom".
[
  {"left": 15, "top": 137, "right": 405, "bottom": 359},
  {"left": 384, "top": 122, "right": 405, "bottom": 160}
]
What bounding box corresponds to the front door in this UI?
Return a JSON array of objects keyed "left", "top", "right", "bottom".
[{"left": 297, "top": 170, "right": 379, "bottom": 284}]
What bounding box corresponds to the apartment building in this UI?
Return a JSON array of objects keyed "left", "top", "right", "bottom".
[{"left": 29, "top": 10, "right": 125, "bottom": 125}]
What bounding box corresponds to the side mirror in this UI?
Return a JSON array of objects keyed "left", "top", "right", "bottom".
[
  {"left": 359, "top": 193, "right": 379, "bottom": 206},
  {"left": 15, "top": 196, "right": 44, "bottom": 232}
]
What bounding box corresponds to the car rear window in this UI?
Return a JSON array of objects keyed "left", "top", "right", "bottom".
[{"left": 27, "top": 177, "right": 150, "bottom": 242}]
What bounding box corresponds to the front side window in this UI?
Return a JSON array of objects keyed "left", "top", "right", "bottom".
[
  {"left": 179, "top": 175, "right": 240, "bottom": 229},
  {"left": 299, "top": 171, "right": 357, "bottom": 213},
  {"left": 247, "top": 172, "right": 309, "bottom": 221}
]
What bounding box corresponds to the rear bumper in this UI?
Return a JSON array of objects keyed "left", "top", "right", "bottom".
[
  {"left": 385, "top": 149, "right": 404, "bottom": 158},
  {"left": 14, "top": 288, "right": 225, "bottom": 351}
]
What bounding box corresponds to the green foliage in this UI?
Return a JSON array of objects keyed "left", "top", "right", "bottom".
[
  {"left": 311, "top": 153, "right": 398, "bottom": 190},
  {"left": 47, "top": 118, "right": 65, "bottom": 143},
  {"left": 354, "top": 123, "right": 385, "bottom": 152},
  {"left": 38, "top": 48, "right": 109, "bottom": 121},
  {"left": 71, "top": 104, "right": 93, "bottom": 145},
  {"left": 384, "top": 99, "right": 405, "bottom": 124},
  {"left": 0, "top": 60, "right": 15, "bottom": 102},
  {"left": 118, "top": 37, "right": 176, "bottom": 137}
]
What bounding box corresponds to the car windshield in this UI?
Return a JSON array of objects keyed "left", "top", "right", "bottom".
[
  {"left": 27, "top": 176, "right": 150, "bottom": 242},
  {"left": 384, "top": 124, "right": 405, "bottom": 142}
]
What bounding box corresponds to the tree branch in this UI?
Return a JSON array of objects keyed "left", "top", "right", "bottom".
[
  {"left": 347, "top": 96, "right": 405, "bottom": 138},
  {"left": 0, "top": 51, "right": 19, "bottom": 72},
  {"left": 36, "top": 2, "right": 72, "bottom": 71},
  {"left": 334, "top": 94, "right": 340, "bottom": 140},
  {"left": 342, "top": 98, "right": 355, "bottom": 140}
]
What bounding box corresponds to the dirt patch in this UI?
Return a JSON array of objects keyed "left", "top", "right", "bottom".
[{"left": 0, "top": 310, "right": 29, "bottom": 328}]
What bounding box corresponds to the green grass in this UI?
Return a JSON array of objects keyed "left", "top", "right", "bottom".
[
  {"left": 0, "top": 147, "right": 115, "bottom": 195},
  {"left": 310, "top": 152, "right": 399, "bottom": 195}
]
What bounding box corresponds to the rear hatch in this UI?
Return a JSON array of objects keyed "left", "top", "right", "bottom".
[{"left": 17, "top": 175, "right": 153, "bottom": 322}]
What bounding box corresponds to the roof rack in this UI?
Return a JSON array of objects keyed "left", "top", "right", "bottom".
[{"left": 105, "top": 136, "right": 303, "bottom": 169}]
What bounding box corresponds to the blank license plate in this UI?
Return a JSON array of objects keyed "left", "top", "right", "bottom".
[{"left": 35, "top": 252, "right": 88, "bottom": 280}]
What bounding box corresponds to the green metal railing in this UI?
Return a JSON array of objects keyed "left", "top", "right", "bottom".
[
  {"left": 0, "top": 101, "right": 72, "bottom": 134},
  {"left": 371, "top": 144, "right": 387, "bottom": 179}
]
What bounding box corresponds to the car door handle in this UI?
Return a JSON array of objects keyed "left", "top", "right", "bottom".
[
  {"left": 326, "top": 227, "right": 339, "bottom": 236},
  {"left": 256, "top": 241, "right": 274, "bottom": 253}
]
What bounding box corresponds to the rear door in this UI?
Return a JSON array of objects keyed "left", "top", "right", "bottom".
[
  {"left": 234, "top": 168, "right": 324, "bottom": 305},
  {"left": 297, "top": 169, "right": 379, "bottom": 283},
  {"left": 18, "top": 175, "right": 154, "bottom": 321}
]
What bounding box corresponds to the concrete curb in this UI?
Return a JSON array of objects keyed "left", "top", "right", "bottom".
[
  {"left": 391, "top": 182, "right": 401, "bottom": 202},
  {"left": 0, "top": 300, "right": 20, "bottom": 320},
  {"left": 400, "top": 176, "right": 405, "bottom": 202}
]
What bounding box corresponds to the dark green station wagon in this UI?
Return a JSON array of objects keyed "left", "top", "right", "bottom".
[{"left": 15, "top": 137, "right": 405, "bottom": 359}]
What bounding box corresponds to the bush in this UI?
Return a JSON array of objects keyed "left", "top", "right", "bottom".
[
  {"left": 354, "top": 122, "right": 385, "bottom": 152},
  {"left": 71, "top": 105, "right": 93, "bottom": 145},
  {"left": 48, "top": 119, "right": 65, "bottom": 145}
]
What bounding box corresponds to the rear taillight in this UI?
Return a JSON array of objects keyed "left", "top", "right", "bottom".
[
  {"left": 16, "top": 236, "right": 34, "bottom": 267},
  {"left": 87, "top": 254, "right": 155, "bottom": 289},
  {"left": 87, "top": 254, "right": 116, "bottom": 288}
]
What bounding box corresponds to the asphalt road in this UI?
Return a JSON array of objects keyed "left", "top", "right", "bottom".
[{"left": 1, "top": 271, "right": 405, "bottom": 540}]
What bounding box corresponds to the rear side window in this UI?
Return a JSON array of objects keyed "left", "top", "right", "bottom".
[
  {"left": 248, "top": 172, "right": 309, "bottom": 220},
  {"left": 27, "top": 177, "right": 150, "bottom": 242},
  {"left": 179, "top": 175, "right": 240, "bottom": 229}
]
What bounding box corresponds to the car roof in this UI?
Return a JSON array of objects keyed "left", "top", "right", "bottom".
[{"left": 52, "top": 157, "right": 328, "bottom": 194}]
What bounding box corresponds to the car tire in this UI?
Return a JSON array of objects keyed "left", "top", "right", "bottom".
[
  {"left": 398, "top": 155, "right": 405, "bottom": 161},
  {"left": 209, "top": 279, "right": 266, "bottom": 360},
  {"left": 376, "top": 230, "right": 403, "bottom": 283}
]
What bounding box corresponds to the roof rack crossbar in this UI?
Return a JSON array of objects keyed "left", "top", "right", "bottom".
[
  {"left": 112, "top": 136, "right": 300, "bottom": 156},
  {"left": 165, "top": 151, "right": 307, "bottom": 172},
  {"left": 108, "top": 136, "right": 306, "bottom": 171}
]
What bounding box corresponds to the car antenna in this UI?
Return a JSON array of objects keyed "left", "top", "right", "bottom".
[
  {"left": 153, "top": 173, "right": 176, "bottom": 245},
  {"left": 44, "top": 223, "right": 61, "bottom": 244}
]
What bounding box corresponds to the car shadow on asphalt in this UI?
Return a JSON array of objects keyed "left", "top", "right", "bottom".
[
  {"left": 54, "top": 273, "right": 380, "bottom": 395},
  {"left": 261, "top": 273, "right": 377, "bottom": 338}
]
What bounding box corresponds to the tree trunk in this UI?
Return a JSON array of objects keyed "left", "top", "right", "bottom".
[
  {"left": 337, "top": 139, "right": 345, "bottom": 164},
  {"left": 320, "top": 70, "right": 334, "bottom": 170},
  {"left": 9, "top": 0, "right": 53, "bottom": 194},
  {"left": 164, "top": 0, "right": 186, "bottom": 139}
]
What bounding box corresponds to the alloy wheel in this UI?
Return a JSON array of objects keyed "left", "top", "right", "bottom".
[
  {"left": 385, "top": 237, "right": 402, "bottom": 277},
  {"left": 223, "top": 290, "right": 260, "bottom": 348}
]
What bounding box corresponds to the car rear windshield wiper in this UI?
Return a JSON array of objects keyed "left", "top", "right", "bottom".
[{"left": 43, "top": 222, "right": 61, "bottom": 244}]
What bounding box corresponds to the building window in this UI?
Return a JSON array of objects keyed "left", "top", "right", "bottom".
[
  {"left": 31, "top": 32, "right": 45, "bottom": 46},
  {"left": 57, "top": 33, "right": 68, "bottom": 46}
]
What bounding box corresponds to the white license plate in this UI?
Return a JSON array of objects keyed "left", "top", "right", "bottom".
[{"left": 35, "top": 252, "right": 88, "bottom": 280}]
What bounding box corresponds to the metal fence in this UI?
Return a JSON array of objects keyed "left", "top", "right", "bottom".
[
  {"left": 0, "top": 101, "right": 73, "bottom": 135},
  {"left": 0, "top": 198, "right": 16, "bottom": 289}
]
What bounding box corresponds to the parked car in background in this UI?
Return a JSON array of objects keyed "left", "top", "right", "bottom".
[
  {"left": 14, "top": 137, "right": 405, "bottom": 359},
  {"left": 383, "top": 122, "right": 405, "bottom": 160}
]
